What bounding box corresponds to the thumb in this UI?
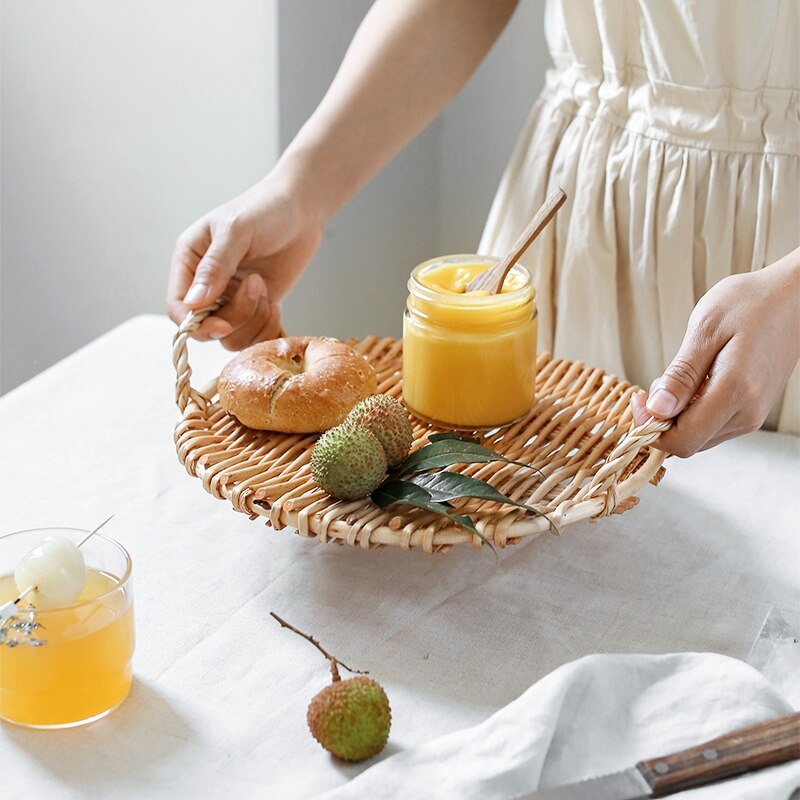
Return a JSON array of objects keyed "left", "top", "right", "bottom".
[
  {"left": 182, "top": 228, "right": 248, "bottom": 308},
  {"left": 647, "top": 323, "right": 719, "bottom": 419}
]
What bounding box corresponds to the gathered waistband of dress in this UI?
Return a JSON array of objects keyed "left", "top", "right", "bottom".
[{"left": 543, "top": 62, "right": 800, "bottom": 156}]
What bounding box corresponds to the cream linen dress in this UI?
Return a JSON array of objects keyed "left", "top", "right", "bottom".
[{"left": 479, "top": 0, "right": 800, "bottom": 433}]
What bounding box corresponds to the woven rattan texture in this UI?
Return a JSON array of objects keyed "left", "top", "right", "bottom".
[{"left": 174, "top": 311, "right": 669, "bottom": 553}]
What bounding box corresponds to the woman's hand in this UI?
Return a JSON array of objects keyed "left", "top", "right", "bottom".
[
  {"left": 166, "top": 168, "right": 323, "bottom": 349},
  {"left": 631, "top": 249, "right": 800, "bottom": 456}
]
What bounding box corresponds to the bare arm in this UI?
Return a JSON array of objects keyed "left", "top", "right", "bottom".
[
  {"left": 281, "top": 0, "right": 522, "bottom": 220},
  {"left": 168, "top": 0, "right": 521, "bottom": 344}
]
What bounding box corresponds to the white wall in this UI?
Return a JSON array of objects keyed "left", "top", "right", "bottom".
[
  {"left": 0, "top": 0, "right": 548, "bottom": 392},
  {"left": 0, "top": 0, "right": 279, "bottom": 391}
]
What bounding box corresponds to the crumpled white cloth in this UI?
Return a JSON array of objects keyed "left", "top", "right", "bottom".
[{"left": 318, "top": 652, "right": 800, "bottom": 800}]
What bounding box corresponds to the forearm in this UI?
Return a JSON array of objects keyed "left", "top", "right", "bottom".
[
  {"left": 767, "top": 245, "right": 800, "bottom": 288},
  {"left": 275, "top": 0, "right": 520, "bottom": 222},
  {"left": 765, "top": 245, "right": 800, "bottom": 348}
]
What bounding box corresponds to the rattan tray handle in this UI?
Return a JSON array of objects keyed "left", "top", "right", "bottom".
[
  {"left": 173, "top": 303, "right": 223, "bottom": 413},
  {"left": 580, "top": 416, "right": 671, "bottom": 517},
  {"left": 172, "top": 305, "right": 671, "bottom": 517}
]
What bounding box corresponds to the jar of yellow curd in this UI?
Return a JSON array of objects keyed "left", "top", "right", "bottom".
[{"left": 402, "top": 254, "right": 537, "bottom": 429}]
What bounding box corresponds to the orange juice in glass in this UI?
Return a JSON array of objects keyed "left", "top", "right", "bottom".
[{"left": 0, "top": 527, "right": 134, "bottom": 728}]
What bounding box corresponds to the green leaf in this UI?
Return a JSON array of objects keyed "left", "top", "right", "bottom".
[
  {"left": 371, "top": 479, "right": 493, "bottom": 550},
  {"left": 409, "top": 471, "right": 543, "bottom": 517},
  {"left": 395, "top": 438, "right": 534, "bottom": 477},
  {"left": 371, "top": 479, "right": 449, "bottom": 515},
  {"left": 444, "top": 512, "right": 480, "bottom": 536},
  {"left": 427, "top": 432, "right": 481, "bottom": 444}
]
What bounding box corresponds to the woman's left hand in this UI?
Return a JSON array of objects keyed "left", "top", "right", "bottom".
[{"left": 631, "top": 248, "right": 800, "bottom": 457}]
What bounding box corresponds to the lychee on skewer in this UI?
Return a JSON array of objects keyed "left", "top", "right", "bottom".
[{"left": 14, "top": 536, "right": 87, "bottom": 609}]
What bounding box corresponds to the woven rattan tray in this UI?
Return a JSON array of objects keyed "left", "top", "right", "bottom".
[{"left": 173, "top": 309, "right": 670, "bottom": 553}]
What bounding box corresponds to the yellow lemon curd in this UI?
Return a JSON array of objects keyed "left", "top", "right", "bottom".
[
  {"left": 0, "top": 569, "right": 134, "bottom": 727},
  {"left": 402, "top": 255, "right": 537, "bottom": 428}
]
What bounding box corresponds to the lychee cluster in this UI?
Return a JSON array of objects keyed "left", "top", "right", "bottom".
[{"left": 310, "top": 394, "right": 413, "bottom": 499}]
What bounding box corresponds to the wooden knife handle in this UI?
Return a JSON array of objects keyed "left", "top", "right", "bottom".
[{"left": 636, "top": 711, "right": 800, "bottom": 796}]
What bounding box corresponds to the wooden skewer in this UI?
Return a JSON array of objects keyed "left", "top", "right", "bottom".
[
  {"left": 0, "top": 515, "right": 115, "bottom": 621},
  {"left": 76, "top": 514, "right": 115, "bottom": 548},
  {"left": 0, "top": 582, "right": 37, "bottom": 623},
  {"left": 0, "top": 584, "right": 36, "bottom": 623}
]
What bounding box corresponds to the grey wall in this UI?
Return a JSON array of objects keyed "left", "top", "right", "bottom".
[
  {"left": 277, "top": 0, "right": 441, "bottom": 343},
  {"left": 279, "top": 0, "right": 548, "bottom": 341},
  {"left": 0, "top": 0, "right": 280, "bottom": 392},
  {"left": 0, "top": 0, "right": 548, "bottom": 392},
  {"left": 437, "top": 1, "right": 547, "bottom": 254}
]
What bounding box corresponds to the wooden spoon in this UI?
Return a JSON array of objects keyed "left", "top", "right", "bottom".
[{"left": 466, "top": 187, "right": 567, "bottom": 294}]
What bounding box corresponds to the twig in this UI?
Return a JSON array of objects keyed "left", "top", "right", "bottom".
[{"left": 270, "top": 612, "right": 368, "bottom": 682}]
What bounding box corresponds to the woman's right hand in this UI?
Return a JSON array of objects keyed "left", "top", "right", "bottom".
[{"left": 166, "top": 169, "right": 324, "bottom": 349}]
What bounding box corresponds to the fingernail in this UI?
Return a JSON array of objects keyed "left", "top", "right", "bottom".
[
  {"left": 631, "top": 392, "right": 647, "bottom": 424},
  {"left": 184, "top": 282, "right": 209, "bottom": 305},
  {"left": 647, "top": 388, "right": 678, "bottom": 417},
  {"left": 245, "top": 275, "right": 261, "bottom": 301},
  {"left": 207, "top": 321, "right": 232, "bottom": 340}
]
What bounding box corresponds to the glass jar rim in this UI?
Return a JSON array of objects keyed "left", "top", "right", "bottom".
[
  {"left": 0, "top": 528, "right": 132, "bottom": 614},
  {"left": 408, "top": 254, "right": 535, "bottom": 306}
]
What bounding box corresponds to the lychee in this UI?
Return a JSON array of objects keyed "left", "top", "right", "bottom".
[
  {"left": 345, "top": 394, "right": 413, "bottom": 469},
  {"left": 307, "top": 676, "right": 392, "bottom": 762},
  {"left": 311, "top": 424, "right": 387, "bottom": 500},
  {"left": 271, "top": 612, "right": 392, "bottom": 763}
]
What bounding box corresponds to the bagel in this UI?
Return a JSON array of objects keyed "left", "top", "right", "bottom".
[{"left": 218, "top": 337, "right": 378, "bottom": 433}]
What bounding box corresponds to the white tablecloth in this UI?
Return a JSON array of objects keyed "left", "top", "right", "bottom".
[{"left": 1, "top": 315, "right": 798, "bottom": 799}]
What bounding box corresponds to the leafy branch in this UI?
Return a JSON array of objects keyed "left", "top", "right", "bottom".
[{"left": 370, "top": 432, "right": 549, "bottom": 549}]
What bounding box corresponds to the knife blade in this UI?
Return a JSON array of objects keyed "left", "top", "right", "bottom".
[
  {"left": 518, "top": 711, "right": 800, "bottom": 799},
  {"left": 746, "top": 606, "right": 800, "bottom": 708}
]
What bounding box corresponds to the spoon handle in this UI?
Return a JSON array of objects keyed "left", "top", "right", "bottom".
[
  {"left": 469, "top": 187, "right": 566, "bottom": 294},
  {"left": 495, "top": 186, "right": 566, "bottom": 284}
]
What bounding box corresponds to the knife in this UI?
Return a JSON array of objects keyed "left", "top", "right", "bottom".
[{"left": 519, "top": 711, "right": 800, "bottom": 799}]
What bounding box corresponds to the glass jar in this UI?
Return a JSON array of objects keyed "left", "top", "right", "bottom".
[{"left": 402, "top": 254, "right": 538, "bottom": 428}]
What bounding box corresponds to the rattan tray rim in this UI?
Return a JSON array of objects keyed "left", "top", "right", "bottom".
[{"left": 173, "top": 308, "right": 670, "bottom": 553}]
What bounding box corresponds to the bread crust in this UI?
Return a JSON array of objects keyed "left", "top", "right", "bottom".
[{"left": 218, "top": 337, "right": 378, "bottom": 433}]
